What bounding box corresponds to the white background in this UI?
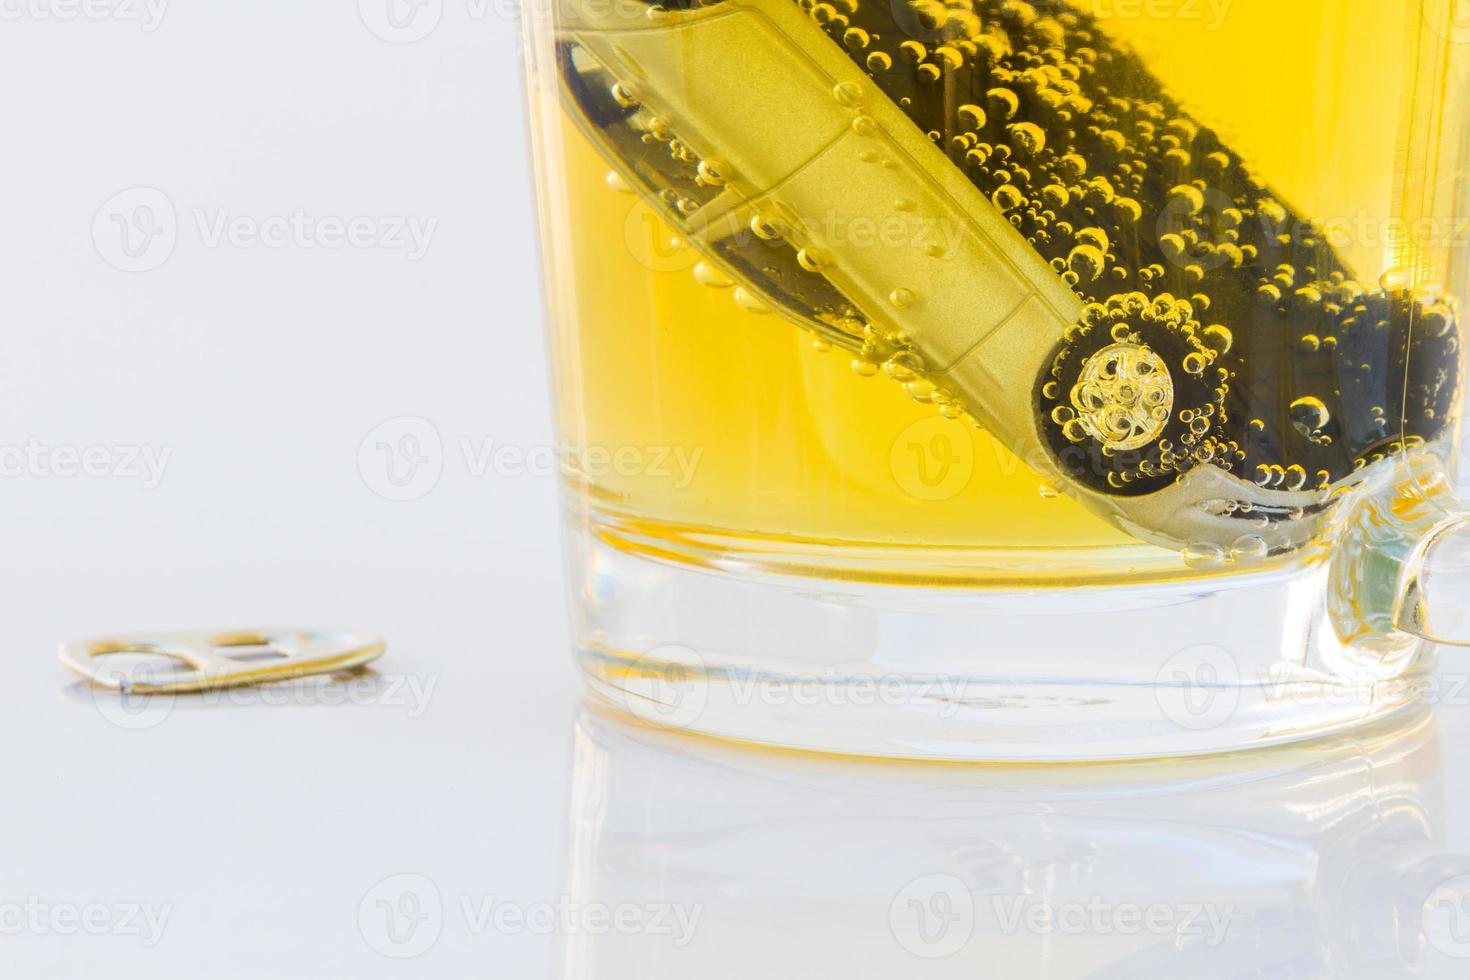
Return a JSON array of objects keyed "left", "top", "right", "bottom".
[{"left": 3, "top": 1, "right": 1470, "bottom": 977}]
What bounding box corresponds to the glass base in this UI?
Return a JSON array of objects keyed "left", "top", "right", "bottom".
[{"left": 568, "top": 513, "right": 1434, "bottom": 761}]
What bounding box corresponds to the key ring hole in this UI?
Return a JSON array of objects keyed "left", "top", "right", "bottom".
[
  {"left": 87, "top": 647, "right": 199, "bottom": 688},
  {"left": 210, "top": 630, "right": 295, "bottom": 663}
]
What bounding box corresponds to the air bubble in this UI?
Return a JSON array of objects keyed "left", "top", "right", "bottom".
[
  {"left": 1182, "top": 542, "right": 1227, "bottom": 568},
  {"left": 958, "top": 104, "right": 987, "bottom": 130},
  {"left": 833, "top": 81, "right": 864, "bottom": 107},
  {"left": 1289, "top": 397, "right": 1329, "bottom": 436},
  {"left": 610, "top": 82, "right": 639, "bottom": 109},
  {"left": 1423, "top": 304, "right": 1455, "bottom": 337},
  {"left": 1380, "top": 268, "right": 1413, "bottom": 291},
  {"left": 933, "top": 45, "right": 962, "bottom": 70},
  {"left": 692, "top": 262, "right": 732, "bottom": 288},
  {"left": 1168, "top": 185, "right": 1204, "bottom": 214},
  {"left": 1007, "top": 122, "right": 1046, "bottom": 155},
  {"left": 749, "top": 215, "right": 782, "bottom": 240},
  {"left": 1067, "top": 244, "right": 1105, "bottom": 283},
  {"left": 884, "top": 351, "right": 922, "bottom": 382},
  {"left": 992, "top": 185, "right": 1025, "bottom": 211},
  {"left": 696, "top": 159, "right": 727, "bottom": 186},
  {"left": 1076, "top": 227, "right": 1109, "bottom": 253},
  {"left": 987, "top": 87, "right": 1020, "bottom": 119},
  {"left": 1202, "top": 325, "right": 1232, "bottom": 354},
  {"left": 1229, "top": 535, "right": 1268, "bottom": 562},
  {"left": 732, "top": 287, "right": 770, "bottom": 315}
]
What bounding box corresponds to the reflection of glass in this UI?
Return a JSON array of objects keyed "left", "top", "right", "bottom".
[
  {"left": 522, "top": 0, "right": 1470, "bottom": 758},
  {"left": 557, "top": 708, "right": 1470, "bottom": 978}
]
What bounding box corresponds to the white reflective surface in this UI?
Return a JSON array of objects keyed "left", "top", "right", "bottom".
[
  {"left": 562, "top": 706, "right": 1470, "bottom": 979},
  {"left": 13, "top": 622, "right": 1470, "bottom": 977}
]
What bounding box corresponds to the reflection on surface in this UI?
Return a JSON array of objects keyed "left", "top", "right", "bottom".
[{"left": 557, "top": 706, "right": 1470, "bottom": 979}]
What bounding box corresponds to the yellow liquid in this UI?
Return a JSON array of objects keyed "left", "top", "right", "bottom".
[
  {"left": 525, "top": 0, "right": 1458, "bottom": 580},
  {"left": 541, "top": 113, "right": 1135, "bottom": 549}
]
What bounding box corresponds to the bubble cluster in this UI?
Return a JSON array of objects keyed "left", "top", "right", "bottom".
[
  {"left": 1042, "top": 292, "right": 1230, "bottom": 491},
  {"left": 795, "top": 0, "right": 1460, "bottom": 499}
]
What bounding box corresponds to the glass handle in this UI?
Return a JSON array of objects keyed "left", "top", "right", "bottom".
[
  {"left": 1396, "top": 513, "right": 1470, "bottom": 646},
  {"left": 1333, "top": 458, "right": 1470, "bottom": 647}
]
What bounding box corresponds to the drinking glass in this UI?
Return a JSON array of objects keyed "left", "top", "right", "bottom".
[{"left": 520, "top": 0, "right": 1470, "bottom": 759}]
